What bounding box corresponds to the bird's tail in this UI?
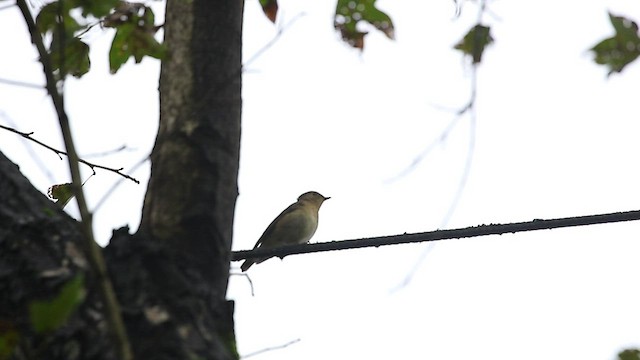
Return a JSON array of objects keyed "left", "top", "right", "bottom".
[{"left": 240, "top": 259, "right": 254, "bottom": 272}]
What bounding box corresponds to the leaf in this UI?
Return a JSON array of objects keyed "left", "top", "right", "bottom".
[
  {"left": 590, "top": 13, "right": 640, "bottom": 75},
  {"left": 47, "top": 182, "right": 75, "bottom": 208},
  {"left": 35, "top": 1, "right": 91, "bottom": 78},
  {"left": 35, "top": 3, "right": 60, "bottom": 34},
  {"left": 0, "top": 321, "right": 19, "bottom": 360},
  {"left": 334, "top": 0, "right": 395, "bottom": 50},
  {"left": 50, "top": 37, "right": 91, "bottom": 78},
  {"left": 37, "top": 0, "right": 118, "bottom": 24},
  {"left": 454, "top": 24, "right": 493, "bottom": 63},
  {"left": 74, "top": 0, "right": 120, "bottom": 18},
  {"left": 28, "top": 274, "right": 85, "bottom": 334},
  {"left": 35, "top": 1, "right": 81, "bottom": 35},
  {"left": 102, "top": 1, "right": 144, "bottom": 28},
  {"left": 619, "top": 349, "right": 640, "bottom": 360},
  {"left": 107, "top": 5, "right": 165, "bottom": 73},
  {"left": 48, "top": 175, "right": 92, "bottom": 208},
  {"left": 259, "top": 0, "right": 278, "bottom": 23}
]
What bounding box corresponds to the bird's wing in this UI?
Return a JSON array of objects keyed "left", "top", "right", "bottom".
[{"left": 251, "top": 202, "right": 303, "bottom": 249}]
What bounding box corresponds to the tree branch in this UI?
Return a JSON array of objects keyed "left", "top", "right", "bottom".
[
  {"left": 83, "top": 144, "right": 130, "bottom": 158},
  {"left": 242, "top": 12, "right": 306, "bottom": 70},
  {"left": 0, "top": 77, "right": 44, "bottom": 89},
  {"left": 15, "top": 1, "right": 134, "bottom": 359},
  {"left": 0, "top": 2, "right": 15, "bottom": 11},
  {"left": 232, "top": 209, "right": 640, "bottom": 261},
  {"left": 0, "top": 123, "right": 140, "bottom": 184},
  {"left": 94, "top": 154, "right": 149, "bottom": 212},
  {"left": 0, "top": 111, "right": 56, "bottom": 182},
  {"left": 242, "top": 338, "right": 301, "bottom": 359}
]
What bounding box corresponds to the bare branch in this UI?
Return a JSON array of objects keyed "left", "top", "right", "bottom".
[
  {"left": 75, "top": 20, "right": 101, "bottom": 38},
  {"left": 0, "top": 2, "right": 15, "bottom": 11},
  {"left": 386, "top": 70, "right": 478, "bottom": 184},
  {"left": 243, "top": 12, "right": 306, "bottom": 70},
  {"left": 93, "top": 155, "right": 149, "bottom": 212},
  {"left": 231, "top": 272, "right": 255, "bottom": 297},
  {"left": 242, "top": 338, "right": 301, "bottom": 359},
  {"left": 0, "top": 77, "right": 44, "bottom": 89},
  {"left": 15, "top": 1, "right": 134, "bottom": 359},
  {"left": 232, "top": 209, "right": 640, "bottom": 261},
  {"left": 0, "top": 111, "right": 56, "bottom": 183},
  {"left": 82, "top": 144, "right": 132, "bottom": 158},
  {"left": 441, "top": 68, "right": 477, "bottom": 225},
  {"left": 390, "top": 0, "right": 489, "bottom": 286},
  {"left": 192, "top": 12, "right": 306, "bottom": 114},
  {"left": 389, "top": 70, "right": 479, "bottom": 289},
  {"left": 384, "top": 113, "right": 463, "bottom": 183},
  {"left": 0, "top": 124, "right": 140, "bottom": 184},
  {"left": 389, "top": 243, "right": 436, "bottom": 293}
]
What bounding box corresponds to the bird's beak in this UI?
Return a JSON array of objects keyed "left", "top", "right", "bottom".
[{"left": 324, "top": 196, "right": 331, "bottom": 201}]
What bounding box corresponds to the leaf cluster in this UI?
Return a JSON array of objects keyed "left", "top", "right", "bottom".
[
  {"left": 255, "top": 1, "right": 640, "bottom": 74},
  {"left": 0, "top": 275, "right": 85, "bottom": 358},
  {"left": 28, "top": 274, "right": 86, "bottom": 334},
  {"left": 257, "top": 0, "right": 395, "bottom": 50},
  {"left": 334, "top": 0, "right": 395, "bottom": 50},
  {"left": 454, "top": 24, "right": 493, "bottom": 63},
  {"left": 33, "top": 0, "right": 164, "bottom": 78},
  {"left": 590, "top": 13, "right": 640, "bottom": 75},
  {"left": 103, "top": 2, "right": 165, "bottom": 73}
]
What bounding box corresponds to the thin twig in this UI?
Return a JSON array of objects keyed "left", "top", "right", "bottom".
[
  {"left": 0, "top": 2, "right": 15, "bottom": 11},
  {"left": 385, "top": 82, "right": 476, "bottom": 183},
  {"left": 394, "top": 69, "right": 478, "bottom": 290},
  {"left": 191, "top": 12, "right": 306, "bottom": 117},
  {"left": 93, "top": 155, "right": 149, "bottom": 212},
  {"left": 75, "top": 20, "right": 101, "bottom": 38},
  {"left": 242, "top": 339, "right": 301, "bottom": 359},
  {"left": 452, "top": 0, "right": 462, "bottom": 18},
  {"left": 15, "top": 1, "right": 134, "bottom": 359},
  {"left": 232, "top": 209, "right": 640, "bottom": 261},
  {"left": 231, "top": 272, "right": 255, "bottom": 297},
  {"left": 391, "top": 0, "right": 489, "bottom": 289},
  {"left": 384, "top": 113, "right": 464, "bottom": 184},
  {"left": 242, "top": 12, "right": 306, "bottom": 70},
  {"left": 82, "top": 144, "right": 131, "bottom": 158},
  {"left": 441, "top": 71, "right": 477, "bottom": 226},
  {"left": 389, "top": 243, "right": 436, "bottom": 294},
  {"left": 0, "top": 111, "right": 56, "bottom": 183},
  {"left": 0, "top": 124, "right": 140, "bottom": 184},
  {"left": 0, "top": 77, "right": 44, "bottom": 89}
]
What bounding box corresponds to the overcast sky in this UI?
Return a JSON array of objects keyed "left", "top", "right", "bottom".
[{"left": 2, "top": 0, "right": 640, "bottom": 359}]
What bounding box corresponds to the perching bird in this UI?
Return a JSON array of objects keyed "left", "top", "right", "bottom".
[{"left": 241, "top": 191, "right": 330, "bottom": 271}]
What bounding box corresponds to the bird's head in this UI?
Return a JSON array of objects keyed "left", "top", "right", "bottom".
[{"left": 298, "top": 191, "right": 330, "bottom": 206}]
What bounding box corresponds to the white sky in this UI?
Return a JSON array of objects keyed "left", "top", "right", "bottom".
[{"left": 2, "top": 0, "right": 640, "bottom": 359}]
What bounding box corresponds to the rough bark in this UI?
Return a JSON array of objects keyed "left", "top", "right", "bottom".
[
  {"left": 103, "top": 228, "right": 237, "bottom": 360},
  {"left": 129, "top": 0, "right": 243, "bottom": 358},
  {"left": 1, "top": 0, "right": 243, "bottom": 358},
  {"left": 108, "top": 0, "right": 242, "bottom": 357},
  {"left": 0, "top": 152, "right": 115, "bottom": 359},
  {"left": 139, "top": 0, "right": 243, "bottom": 292}
]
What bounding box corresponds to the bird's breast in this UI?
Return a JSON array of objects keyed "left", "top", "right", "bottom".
[{"left": 278, "top": 209, "right": 318, "bottom": 245}]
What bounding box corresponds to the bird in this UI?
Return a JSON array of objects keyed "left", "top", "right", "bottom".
[{"left": 241, "top": 191, "right": 330, "bottom": 271}]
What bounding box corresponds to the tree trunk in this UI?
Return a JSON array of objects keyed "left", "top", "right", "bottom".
[
  {"left": 110, "top": 0, "right": 243, "bottom": 357},
  {"left": 0, "top": 151, "right": 118, "bottom": 359},
  {"left": 0, "top": 0, "right": 243, "bottom": 357},
  {"left": 140, "top": 0, "right": 243, "bottom": 293}
]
